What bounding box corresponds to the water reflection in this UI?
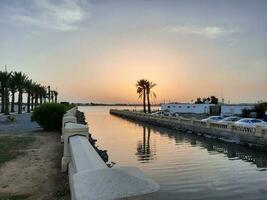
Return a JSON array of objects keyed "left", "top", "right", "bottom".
[
  {"left": 127, "top": 118, "right": 267, "bottom": 168},
  {"left": 136, "top": 127, "right": 155, "bottom": 162},
  {"left": 81, "top": 106, "right": 267, "bottom": 200}
]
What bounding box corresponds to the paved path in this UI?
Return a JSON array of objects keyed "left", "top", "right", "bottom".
[{"left": 0, "top": 113, "right": 42, "bottom": 135}]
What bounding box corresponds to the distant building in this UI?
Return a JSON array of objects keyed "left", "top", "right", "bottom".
[
  {"left": 161, "top": 103, "right": 214, "bottom": 114},
  {"left": 220, "top": 104, "right": 254, "bottom": 116}
]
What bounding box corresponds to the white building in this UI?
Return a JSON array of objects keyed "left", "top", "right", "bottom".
[
  {"left": 161, "top": 103, "right": 214, "bottom": 114},
  {"left": 221, "top": 104, "right": 254, "bottom": 116}
]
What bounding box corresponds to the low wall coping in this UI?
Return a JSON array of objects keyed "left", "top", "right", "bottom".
[
  {"left": 64, "top": 123, "right": 88, "bottom": 133},
  {"left": 71, "top": 167, "right": 160, "bottom": 200}
]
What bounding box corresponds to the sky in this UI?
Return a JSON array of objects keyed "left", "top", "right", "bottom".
[{"left": 0, "top": 0, "right": 267, "bottom": 104}]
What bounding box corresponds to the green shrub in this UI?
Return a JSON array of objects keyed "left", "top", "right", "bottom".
[{"left": 31, "top": 103, "right": 67, "bottom": 131}]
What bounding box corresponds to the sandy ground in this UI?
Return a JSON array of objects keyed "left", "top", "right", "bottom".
[{"left": 0, "top": 132, "right": 70, "bottom": 200}]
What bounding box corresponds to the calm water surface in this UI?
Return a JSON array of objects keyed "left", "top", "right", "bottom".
[{"left": 79, "top": 106, "right": 267, "bottom": 200}]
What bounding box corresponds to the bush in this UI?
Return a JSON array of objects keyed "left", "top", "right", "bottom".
[{"left": 31, "top": 103, "right": 67, "bottom": 131}]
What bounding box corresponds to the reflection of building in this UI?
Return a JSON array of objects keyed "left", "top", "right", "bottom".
[
  {"left": 136, "top": 127, "right": 154, "bottom": 162},
  {"left": 161, "top": 103, "right": 214, "bottom": 114},
  {"left": 171, "top": 131, "right": 267, "bottom": 168}
]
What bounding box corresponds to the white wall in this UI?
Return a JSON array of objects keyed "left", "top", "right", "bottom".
[
  {"left": 161, "top": 103, "right": 213, "bottom": 114},
  {"left": 221, "top": 105, "right": 254, "bottom": 116}
]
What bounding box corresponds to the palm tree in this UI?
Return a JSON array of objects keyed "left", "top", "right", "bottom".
[
  {"left": 39, "top": 86, "right": 47, "bottom": 104},
  {"left": 9, "top": 74, "right": 17, "bottom": 113},
  {"left": 51, "top": 90, "right": 54, "bottom": 103},
  {"left": 32, "top": 83, "right": 40, "bottom": 108},
  {"left": 13, "top": 72, "right": 28, "bottom": 114},
  {"left": 24, "top": 79, "right": 33, "bottom": 113},
  {"left": 30, "top": 82, "right": 37, "bottom": 111},
  {"left": 0, "top": 71, "right": 12, "bottom": 115},
  {"left": 54, "top": 90, "right": 58, "bottom": 103},
  {"left": 145, "top": 81, "right": 156, "bottom": 113},
  {"left": 136, "top": 79, "right": 147, "bottom": 113},
  {"left": 48, "top": 86, "right": 51, "bottom": 102}
]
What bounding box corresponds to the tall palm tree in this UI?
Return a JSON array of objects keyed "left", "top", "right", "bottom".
[
  {"left": 32, "top": 84, "right": 40, "bottom": 108},
  {"left": 24, "top": 79, "right": 33, "bottom": 113},
  {"left": 51, "top": 90, "right": 54, "bottom": 103},
  {"left": 13, "top": 72, "right": 28, "bottom": 114},
  {"left": 30, "top": 82, "right": 37, "bottom": 111},
  {"left": 9, "top": 74, "right": 17, "bottom": 113},
  {"left": 54, "top": 90, "right": 58, "bottom": 103},
  {"left": 136, "top": 79, "right": 147, "bottom": 113},
  {"left": 39, "top": 86, "right": 47, "bottom": 104},
  {"left": 0, "top": 71, "right": 12, "bottom": 114},
  {"left": 145, "top": 81, "right": 157, "bottom": 113},
  {"left": 48, "top": 86, "right": 51, "bottom": 103}
]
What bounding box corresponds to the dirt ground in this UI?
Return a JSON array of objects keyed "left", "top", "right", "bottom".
[{"left": 0, "top": 132, "right": 70, "bottom": 200}]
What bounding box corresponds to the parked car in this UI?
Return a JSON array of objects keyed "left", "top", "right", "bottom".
[
  {"left": 151, "top": 111, "right": 164, "bottom": 116},
  {"left": 218, "top": 116, "right": 241, "bottom": 123},
  {"left": 201, "top": 116, "right": 224, "bottom": 122},
  {"left": 234, "top": 118, "right": 267, "bottom": 127},
  {"left": 171, "top": 113, "right": 180, "bottom": 117}
]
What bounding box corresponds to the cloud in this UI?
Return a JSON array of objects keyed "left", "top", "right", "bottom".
[
  {"left": 5, "top": 0, "right": 89, "bottom": 32},
  {"left": 160, "top": 25, "right": 236, "bottom": 39}
]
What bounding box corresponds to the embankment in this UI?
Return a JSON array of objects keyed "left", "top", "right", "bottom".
[{"left": 110, "top": 109, "right": 267, "bottom": 149}]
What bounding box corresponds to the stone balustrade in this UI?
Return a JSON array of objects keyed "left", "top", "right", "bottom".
[
  {"left": 61, "top": 107, "right": 160, "bottom": 200},
  {"left": 110, "top": 109, "right": 267, "bottom": 149}
]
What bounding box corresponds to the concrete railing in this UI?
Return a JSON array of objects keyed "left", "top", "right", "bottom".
[
  {"left": 61, "top": 107, "right": 160, "bottom": 200},
  {"left": 110, "top": 109, "right": 267, "bottom": 148}
]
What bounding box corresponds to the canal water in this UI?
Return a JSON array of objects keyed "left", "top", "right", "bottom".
[{"left": 79, "top": 106, "right": 267, "bottom": 200}]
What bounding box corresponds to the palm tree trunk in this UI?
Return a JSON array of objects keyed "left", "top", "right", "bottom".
[
  {"left": 143, "top": 91, "right": 146, "bottom": 113},
  {"left": 147, "top": 93, "right": 151, "bottom": 113},
  {"left": 1, "top": 86, "right": 4, "bottom": 113},
  {"left": 4, "top": 88, "right": 9, "bottom": 115},
  {"left": 34, "top": 95, "right": 38, "bottom": 108},
  {"left": 40, "top": 95, "right": 43, "bottom": 104},
  {"left": 31, "top": 94, "right": 34, "bottom": 111},
  {"left": 18, "top": 91, "right": 22, "bottom": 114},
  {"left": 55, "top": 95, "right": 57, "bottom": 103},
  {"left": 27, "top": 93, "right": 31, "bottom": 113},
  {"left": 11, "top": 91, "right": 15, "bottom": 113}
]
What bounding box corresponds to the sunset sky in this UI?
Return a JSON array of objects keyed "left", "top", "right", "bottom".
[{"left": 0, "top": 0, "right": 267, "bottom": 104}]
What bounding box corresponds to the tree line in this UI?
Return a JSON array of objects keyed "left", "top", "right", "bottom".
[
  {"left": 136, "top": 79, "right": 156, "bottom": 113},
  {"left": 195, "top": 96, "right": 219, "bottom": 104},
  {"left": 0, "top": 70, "right": 58, "bottom": 115}
]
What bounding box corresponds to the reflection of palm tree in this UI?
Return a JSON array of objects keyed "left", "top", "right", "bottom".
[{"left": 136, "top": 126, "right": 153, "bottom": 162}]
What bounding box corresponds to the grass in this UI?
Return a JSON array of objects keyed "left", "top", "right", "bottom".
[
  {"left": 0, "top": 136, "right": 35, "bottom": 167},
  {"left": 0, "top": 194, "right": 31, "bottom": 200}
]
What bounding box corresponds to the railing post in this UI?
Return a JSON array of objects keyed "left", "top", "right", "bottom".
[
  {"left": 61, "top": 122, "right": 89, "bottom": 172},
  {"left": 227, "top": 122, "right": 234, "bottom": 132},
  {"left": 206, "top": 120, "right": 211, "bottom": 128},
  {"left": 255, "top": 125, "right": 263, "bottom": 137},
  {"left": 61, "top": 115, "right": 77, "bottom": 143},
  {"left": 191, "top": 117, "right": 196, "bottom": 125}
]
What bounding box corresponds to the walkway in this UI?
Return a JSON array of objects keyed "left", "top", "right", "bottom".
[{"left": 0, "top": 113, "right": 42, "bottom": 135}]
